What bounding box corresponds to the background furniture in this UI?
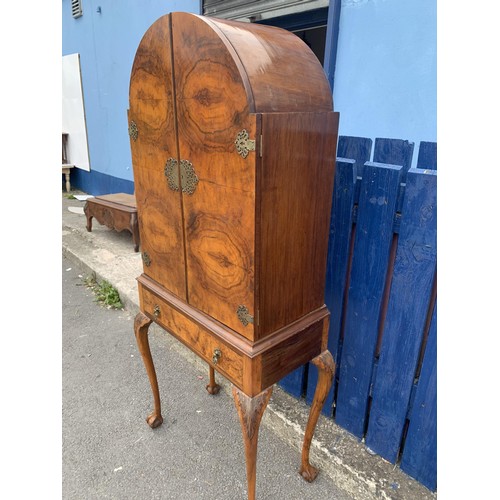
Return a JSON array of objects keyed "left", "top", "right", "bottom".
[
  {"left": 62, "top": 132, "right": 74, "bottom": 192},
  {"left": 84, "top": 193, "right": 140, "bottom": 252}
]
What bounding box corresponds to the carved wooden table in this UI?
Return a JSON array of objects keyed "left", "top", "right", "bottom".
[
  {"left": 128, "top": 12, "right": 339, "bottom": 499},
  {"left": 84, "top": 193, "right": 140, "bottom": 252}
]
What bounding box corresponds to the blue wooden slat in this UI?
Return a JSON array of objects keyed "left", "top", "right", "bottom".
[
  {"left": 335, "top": 162, "right": 402, "bottom": 438},
  {"left": 416, "top": 141, "right": 437, "bottom": 170},
  {"left": 305, "top": 159, "right": 357, "bottom": 413},
  {"left": 400, "top": 303, "right": 437, "bottom": 491},
  {"left": 365, "top": 168, "right": 437, "bottom": 462},
  {"left": 279, "top": 365, "right": 306, "bottom": 398},
  {"left": 373, "top": 138, "right": 414, "bottom": 182},
  {"left": 337, "top": 136, "right": 372, "bottom": 177}
]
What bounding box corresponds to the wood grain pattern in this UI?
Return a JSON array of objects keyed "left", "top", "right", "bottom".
[
  {"left": 171, "top": 12, "right": 258, "bottom": 339},
  {"left": 128, "top": 14, "right": 187, "bottom": 299},
  {"left": 257, "top": 112, "right": 339, "bottom": 338},
  {"left": 139, "top": 281, "right": 245, "bottom": 388},
  {"left": 206, "top": 17, "right": 333, "bottom": 113},
  {"left": 335, "top": 162, "right": 403, "bottom": 438},
  {"left": 134, "top": 312, "right": 163, "bottom": 429},
  {"left": 259, "top": 320, "right": 324, "bottom": 391},
  {"left": 400, "top": 303, "right": 437, "bottom": 491},
  {"left": 299, "top": 350, "right": 335, "bottom": 482},
  {"left": 232, "top": 386, "right": 273, "bottom": 500},
  {"left": 416, "top": 141, "right": 437, "bottom": 170},
  {"left": 365, "top": 168, "right": 437, "bottom": 462},
  {"left": 373, "top": 138, "right": 414, "bottom": 182},
  {"left": 336, "top": 136, "right": 373, "bottom": 177}
]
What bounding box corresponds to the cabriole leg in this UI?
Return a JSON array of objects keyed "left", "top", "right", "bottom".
[
  {"left": 299, "top": 350, "right": 335, "bottom": 482},
  {"left": 83, "top": 202, "right": 92, "bottom": 232},
  {"left": 206, "top": 365, "right": 221, "bottom": 395},
  {"left": 233, "top": 386, "right": 273, "bottom": 500},
  {"left": 134, "top": 312, "right": 163, "bottom": 429}
]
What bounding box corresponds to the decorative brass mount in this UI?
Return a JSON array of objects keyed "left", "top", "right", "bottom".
[
  {"left": 237, "top": 305, "right": 254, "bottom": 326},
  {"left": 212, "top": 348, "right": 222, "bottom": 365},
  {"left": 164, "top": 158, "right": 199, "bottom": 195},
  {"left": 128, "top": 121, "right": 138, "bottom": 141},
  {"left": 235, "top": 129, "right": 255, "bottom": 159},
  {"left": 142, "top": 252, "right": 151, "bottom": 267}
]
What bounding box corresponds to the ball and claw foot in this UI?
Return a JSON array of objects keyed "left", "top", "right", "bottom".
[
  {"left": 299, "top": 464, "right": 319, "bottom": 482},
  {"left": 146, "top": 412, "right": 163, "bottom": 429},
  {"left": 206, "top": 383, "right": 221, "bottom": 395}
]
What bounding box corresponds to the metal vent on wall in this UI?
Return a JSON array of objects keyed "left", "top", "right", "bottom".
[
  {"left": 71, "top": 0, "right": 83, "bottom": 19},
  {"left": 203, "top": 0, "right": 329, "bottom": 22}
]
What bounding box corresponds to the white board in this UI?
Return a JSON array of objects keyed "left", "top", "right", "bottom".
[{"left": 62, "top": 53, "right": 90, "bottom": 171}]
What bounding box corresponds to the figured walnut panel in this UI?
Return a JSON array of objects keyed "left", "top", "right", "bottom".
[
  {"left": 205, "top": 17, "right": 333, "bottom": 113},
  {"left": 139, "top": 281, "right": 245, "bottom": 389},
  {"left": 171, "top": 12, "right": 258, "bottom": 340},
  {"left": 129, "top": 14, "right": 187, "bottom": 300}
]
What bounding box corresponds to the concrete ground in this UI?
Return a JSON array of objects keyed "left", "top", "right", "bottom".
[{"left": 62, "top": 191, "right": 436, "bottom": 500}]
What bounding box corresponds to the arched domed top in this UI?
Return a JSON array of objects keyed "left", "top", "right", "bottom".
[{"left": 130, "top": 12, "right": 333, "bottom": 114}]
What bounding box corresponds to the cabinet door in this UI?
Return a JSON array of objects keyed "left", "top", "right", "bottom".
[
  {"left": 129, "top": 15, "right": 187, "bottom": 300},
  {"left": 171, "top": 12, "right": 258, "bottom": 340}
]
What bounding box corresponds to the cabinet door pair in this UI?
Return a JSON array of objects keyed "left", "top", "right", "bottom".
[{"left": 129, "top": 14, "right": 257, "bottom": 339}]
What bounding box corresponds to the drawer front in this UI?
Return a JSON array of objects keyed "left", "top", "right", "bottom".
[{"left": 140, "top": 284, "right": 244, "bottom": 387}]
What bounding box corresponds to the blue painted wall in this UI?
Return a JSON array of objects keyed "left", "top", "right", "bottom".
[
  {"left": 62, "top": 0, "right": 200, "bottom": 194},
  {"left": 333, "top": 0, "right": 436, "bottom": 167},
  {"left": 62, "top": 0, "right": 436, "bottom": 188}
]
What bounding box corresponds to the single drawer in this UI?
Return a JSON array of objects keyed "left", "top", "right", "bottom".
[{"left": 139, "top": 283, "right": 244, "bottom": 387}]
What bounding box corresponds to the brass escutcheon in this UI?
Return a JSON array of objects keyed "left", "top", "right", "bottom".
[
  {"left": 164, "top": 158, "right": 199, "bottom": 194},
  {"left": 164, "top": 158, "right": 180, "bottom": 191},
  {"left": 212, "top": 348, "right": 222, "bottom": 365},
  {"left": 153, "top": 304, "right": 160, "bottom": 318},
  {"left": 179, "top": 159, "right": 199, "bottom": 195},
  {"left": 237, "top": 305, "right": 254, "bottom": 326}
]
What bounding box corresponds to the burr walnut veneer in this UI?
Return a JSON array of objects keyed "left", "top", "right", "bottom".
[{"left": 129, "top": 12, "right": 339, "bottom": 499}]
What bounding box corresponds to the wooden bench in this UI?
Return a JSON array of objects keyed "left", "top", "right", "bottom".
[{"left": 84, "top": 193, "right": 140, "bottom": 252}]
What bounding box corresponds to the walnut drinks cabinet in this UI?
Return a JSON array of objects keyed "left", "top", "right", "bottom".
[{"left": 128, "top": 12, "right": 339, "bottom": 500}]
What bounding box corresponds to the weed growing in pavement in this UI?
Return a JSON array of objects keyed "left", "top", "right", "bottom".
[{"left": 82, "top": 272, "right": 124, "bottom": 310}]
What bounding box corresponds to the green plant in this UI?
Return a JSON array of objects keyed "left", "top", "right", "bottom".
[
  {"left": 82, "top": 272, "right": 124, "bottom": 309},
  {"left": 64, "top": 193, "right": 76, "bottom": 199}
]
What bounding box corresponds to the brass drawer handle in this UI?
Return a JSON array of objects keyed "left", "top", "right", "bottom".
[
  {"left": 212, "top": 348, "right": 222, "bottom": 365},
  {"left": 153, "top": 304, "right": 160, "bottom": 318}
]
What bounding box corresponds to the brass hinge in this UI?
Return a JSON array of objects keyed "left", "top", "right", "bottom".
[
  {"left": 237, "top": 305, "right": 254, "bottom": 326},
  {"left": 235, "top": 130, "right": 256, "bottom": 159},
  {"left": 259, "top": 134, "right": 263, "bottom": 157},
  {"left": 128, "top": 121, "right": 138, "bottom": 141}
]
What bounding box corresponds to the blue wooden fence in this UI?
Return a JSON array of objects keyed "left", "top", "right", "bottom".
[{"left": 279, "top": 137, "right": 437, "bottom": 492}]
